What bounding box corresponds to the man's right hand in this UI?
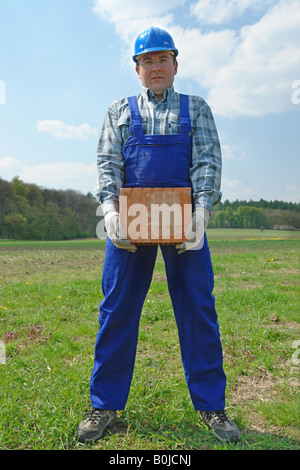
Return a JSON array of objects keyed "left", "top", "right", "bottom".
[{"left": 104, "top": 211, "right": 137, "bottom": 253}]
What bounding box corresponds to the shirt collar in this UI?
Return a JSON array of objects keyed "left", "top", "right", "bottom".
[{"left": 142, "top": 85, "right": 175, "bottom": 103}]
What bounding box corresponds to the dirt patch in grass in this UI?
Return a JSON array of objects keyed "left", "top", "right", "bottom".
[
  {"left": 0, "top": 249, "right": 105, "bottom": 283},
  {"left": 232, "top": 367, "right": 299, "bottom": 438},
  {"left": 234, "top": 368, "right": 280, "bottom": 405}
]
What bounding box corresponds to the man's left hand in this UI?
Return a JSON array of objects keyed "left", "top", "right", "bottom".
[{"left": 176, "top": 207, "right": 209, "bottom": 254}]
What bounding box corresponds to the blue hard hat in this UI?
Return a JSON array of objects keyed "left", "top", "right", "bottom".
[{"left": 133, "top": 26, "right": 178, "bottom": 62}]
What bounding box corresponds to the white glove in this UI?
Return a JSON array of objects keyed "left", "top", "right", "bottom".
[
  {"left": 104, "top": 211, "right": 137, "bottom": 252},
  {"left": 176, "top": 207, "right": 209, "bottom": 254}
]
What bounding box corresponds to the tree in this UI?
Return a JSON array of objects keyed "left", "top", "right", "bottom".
[
  {"left": 10, "top": 176, "right": 28, "bottom": 198},
  {"left": 213, "top": 211, "right": 226, "bottom": 227},
  {"left": 4, "top": 213, "right": 28, "bottom": 239},
  {"left": 27, "top": 184, "right": 44, "bottom": 207},
  {"left": 0, "top": 178, "right": 12, "bottom": 233}
]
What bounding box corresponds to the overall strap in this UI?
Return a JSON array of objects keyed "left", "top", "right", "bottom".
[
  {"left": 128, "top": 96, "right": 144, "bottom": 137},
  {"left": 128, "top": 94, "right": 192, "bottom": 136},
  {"left": 179, "top": 94, "right": 192, "bottom": 134}
]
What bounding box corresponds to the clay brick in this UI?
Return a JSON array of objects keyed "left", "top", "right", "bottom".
[{"left": 119, "top": 187, "right": 192, "bottom": 244}]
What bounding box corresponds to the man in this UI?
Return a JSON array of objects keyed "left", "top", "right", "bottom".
[{"left": 76, "top": 26, "right": 240, "bottom": 444}]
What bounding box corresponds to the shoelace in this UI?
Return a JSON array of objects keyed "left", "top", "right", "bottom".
[
  {"left": 210, "top": 410, "right": 229, "bottom": 424},
  {"left": 86, "top": 408, "right": 107, "bottom": 424}
]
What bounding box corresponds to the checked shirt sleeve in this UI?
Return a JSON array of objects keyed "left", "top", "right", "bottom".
[
  {"left": 190, "top": 99, "right": 222, "bottom": 214},
  {"left": 94, "top": 100, "right": 126, "bottom": 215}
]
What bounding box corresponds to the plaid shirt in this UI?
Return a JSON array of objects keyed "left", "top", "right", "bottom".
[{"left": 95, "top": 86, "right": 222, "bottom": 215}]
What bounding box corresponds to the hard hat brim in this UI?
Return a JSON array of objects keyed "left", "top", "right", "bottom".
[{"left": 133, "top": 47, "right": 178, "bottom": 63}]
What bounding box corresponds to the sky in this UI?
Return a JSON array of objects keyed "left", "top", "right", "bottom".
[{"left": 0, "top": 0, "right": 299, "bottom": 203}]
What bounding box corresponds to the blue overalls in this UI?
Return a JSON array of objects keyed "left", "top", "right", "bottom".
[{"left": 90, "top": 94, "right": 226, "bottom": 412}]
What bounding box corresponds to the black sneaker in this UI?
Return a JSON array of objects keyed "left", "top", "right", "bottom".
[
  {"left": 200, "top": 409, "right": 240, "bottom": 443},
  {"left": 75, "top": 408, "right": 117, "bottom": 443}
]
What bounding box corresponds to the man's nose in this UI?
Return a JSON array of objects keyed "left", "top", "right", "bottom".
[{"left": 152, "top": 61, "right": 162, "bottom": 70}]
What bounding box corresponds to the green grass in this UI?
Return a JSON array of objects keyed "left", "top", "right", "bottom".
[{"left": 0, "top": 230, "right": 299, "bottom": 450}]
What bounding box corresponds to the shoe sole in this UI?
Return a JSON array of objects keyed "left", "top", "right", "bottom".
[{"left": 211, "top": 428, "right": 241, "bottom": 443}]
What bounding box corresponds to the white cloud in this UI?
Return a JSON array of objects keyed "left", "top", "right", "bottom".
[
  {"left": 0, "top": 156, "right": 23, "bottom": 171},
  {"left": 0, "top": 157, "right": 96, "bottom": 194},
  {"left": 93, "top": 0, "right": 185, "bottom": 20},
  {"left": 222, "top": 177, "right": 242, "bottom": 189},
  {"left": 176, "top": 0, "right": 300, "bottom": 116},
  {"left": 221, "top": 144, "right": 247, "bottom": 162},
  {"left": 173, "top": 26, "right": 238, "bottom": 82},
  {"left": 93, "top": 0, "right": 185, "bottom": 45},
  {"left": 221, "top": 176, "right": 256, "bottom": 200},
  {"left": 205, "top": 0, "right": 300, "bottom": 116},
  {"left": 20, "top": 161, "right": 96, "bottom": 187},
  {"left": 190, "top": 0, "right": 276, "bottom": 25},
  {"left": 93, "top": 0, "right": 300, "bottom": 117},
  {"left": 36, "top": 120, "right": 98, "bottom": 140}
]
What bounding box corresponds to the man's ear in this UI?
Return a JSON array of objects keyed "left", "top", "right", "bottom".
[
  {"left": 174, "top": 60, "right": 178, "bottom": 76},
  {"left": 136, "top": 65, "right": 141, "bottom": 80}
]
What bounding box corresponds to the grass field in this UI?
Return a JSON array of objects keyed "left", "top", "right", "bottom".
[{"left": 0, "top": 229, "right": 299, "bottom": 450}]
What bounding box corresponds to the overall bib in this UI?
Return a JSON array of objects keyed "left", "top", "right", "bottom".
[{"left": 90, "top": 95, "right": 226, "bottom": 411}]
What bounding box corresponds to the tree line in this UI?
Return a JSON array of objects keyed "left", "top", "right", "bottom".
[
  {"left": 211, "top": 199, "right": 300, "bottom": 230},
  {"left": 0, "top": 177, "right": 299, "bottom": 240},
  {"left": 0, "top": 177, "right": 98, "bottom": 240}
]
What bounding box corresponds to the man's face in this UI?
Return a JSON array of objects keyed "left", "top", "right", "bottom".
[{"left": 136, "top": 51, "right": 178, "bottom": 97}]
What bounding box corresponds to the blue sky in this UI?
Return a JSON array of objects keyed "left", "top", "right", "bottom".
[{"left": 0, "top": 0, "right": 299, "bottom": 202}]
